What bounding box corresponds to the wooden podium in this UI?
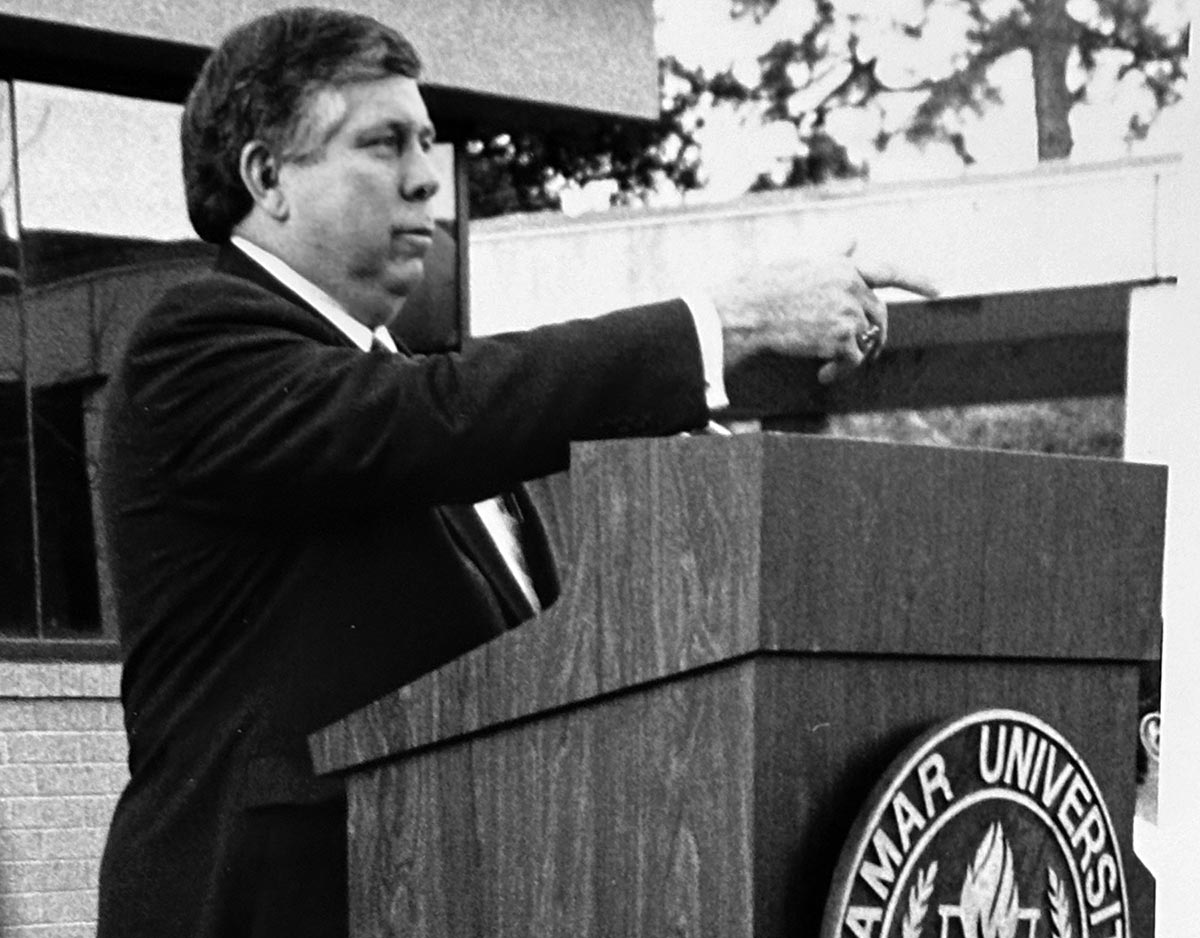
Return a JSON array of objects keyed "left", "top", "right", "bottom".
[{"left": 309, "top": 434, "right": 1165, "bottom": 937}]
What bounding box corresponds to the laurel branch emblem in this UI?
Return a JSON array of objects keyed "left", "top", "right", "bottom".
[
  {"left": 900, "top": 849, "right": 1076, "bottom": 938},
  {"left": 1046, "top": 868, "right": 1072, "bottom": 938},
  {"left": 901, "top": 862, "right": 938, "bottom": 938}
]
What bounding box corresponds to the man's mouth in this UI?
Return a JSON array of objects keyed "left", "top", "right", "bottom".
[{"left": 394, "top": 226, "right": 434, "bottom": 254}]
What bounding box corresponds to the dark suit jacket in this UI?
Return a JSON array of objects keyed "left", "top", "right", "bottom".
[{"left": 96, "top": 245, "right": 708, "bottom": 936}]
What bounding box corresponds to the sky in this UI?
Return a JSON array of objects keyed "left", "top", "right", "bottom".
[{"left": 649, "top": 0, "right": 1191, "bottom": 200}]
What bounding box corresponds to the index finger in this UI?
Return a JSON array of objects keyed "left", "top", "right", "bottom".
[{"left": 854, "top": 259, "right": 940, "bottom": 299}]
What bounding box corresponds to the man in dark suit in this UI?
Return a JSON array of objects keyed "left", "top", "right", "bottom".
[{"left": 97, "top": 8, "right": 934, "bottom": 937}]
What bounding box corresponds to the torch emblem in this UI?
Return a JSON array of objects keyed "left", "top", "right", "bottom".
[{"left": 937, "top": 823, "right": 1042, "bottom": 938}]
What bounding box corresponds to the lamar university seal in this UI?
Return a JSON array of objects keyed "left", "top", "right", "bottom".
[{"left": 821, "top": 710, "right": 1130, "bottom": 938}]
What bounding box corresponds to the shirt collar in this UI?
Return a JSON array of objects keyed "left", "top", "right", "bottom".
[{"left": 230, "top": 235, "right": 396, "bottom": 352}]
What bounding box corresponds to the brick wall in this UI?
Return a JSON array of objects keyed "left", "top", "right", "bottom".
[{"left": 0, "top": 663, "right": 126, "bottom": 938}]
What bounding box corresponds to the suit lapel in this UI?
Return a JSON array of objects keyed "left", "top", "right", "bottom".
[{"left": 216, "top": 243, "right": 559, "bottom": 625}]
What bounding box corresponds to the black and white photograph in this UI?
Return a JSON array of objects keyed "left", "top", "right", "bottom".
[{"left": 0, "top": 2, "right": 1196, "bottom": 936}]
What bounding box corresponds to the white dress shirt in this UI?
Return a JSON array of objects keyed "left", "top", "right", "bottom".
[{"left": 1133, "top": 814, "right": 1160, "bottom": 880}]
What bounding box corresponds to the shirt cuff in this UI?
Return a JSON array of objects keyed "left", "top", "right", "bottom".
[{"left": 679, "top": 291, "right": 729, "bottom": 412}]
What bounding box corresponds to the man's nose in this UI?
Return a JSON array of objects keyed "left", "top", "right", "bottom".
[{"left": 402, "top": 150, "right": 440, "bottom": 203}]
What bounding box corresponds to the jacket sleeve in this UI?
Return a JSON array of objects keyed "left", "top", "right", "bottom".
[{"left": 105, "top": 274, "right": 709, "bottom": 519}]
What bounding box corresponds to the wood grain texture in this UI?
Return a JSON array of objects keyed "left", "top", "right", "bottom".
[
  {"left": 346, "top": 653, "right": 1145, "bottom": 938},
  {"left": 314, "top": 434, "right": 1161, "bottom": 937},
  {"left": 350, "top": 666, "right": 757, "bottom": 938},
  {"left": 311, "top": 435, "right": 769, "bottom": 774},
  {"left": 761, "top": 434, "right": 1166, "bottom": 659},
  {"left": 311, "top": 434, "right": 1164, "bottom": 771},
  {"left": 577, "top": 436, "right": 764, "bottom": 688}
]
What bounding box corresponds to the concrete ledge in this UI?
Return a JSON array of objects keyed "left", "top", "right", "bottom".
[
  {"left": 0, "top": 664, "right": 121, "bottom": 700},
  {"left": 470, "top": 153, "right": 1183, "bottom": 335}
]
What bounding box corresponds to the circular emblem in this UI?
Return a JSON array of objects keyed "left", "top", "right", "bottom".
[{"left": 821, "top": 709, "right": 1129, "bottom": 938}]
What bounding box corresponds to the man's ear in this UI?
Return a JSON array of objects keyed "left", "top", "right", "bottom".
[
  {"left": 238, "top": 141, "right": 288, "bottom": 220},
  {"left": 1139, "top": 711, "right": 1161, "bottom": 764}
]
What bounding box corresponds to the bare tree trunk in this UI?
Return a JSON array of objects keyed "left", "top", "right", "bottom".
[{"left": 1029, "top": 0, "right": 1078, "bottom": 160}]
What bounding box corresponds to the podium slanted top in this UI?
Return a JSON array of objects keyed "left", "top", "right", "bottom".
[{"left": 309, "top": 434, "right": 1165, "bottom": 776}]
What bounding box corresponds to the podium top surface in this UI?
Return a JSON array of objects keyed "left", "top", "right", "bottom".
[{"left": 310, "top": 434, "right": 1165, "bottom": 775}]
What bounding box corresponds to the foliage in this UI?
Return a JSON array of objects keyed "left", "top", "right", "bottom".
[
  {"left": 737, "top": 0, "right": 1189, "bottom": 164},
  {"left": 466, "top": 57, "right": 710, "bottom": 218},
  {"left": 465, "top": 0, "right": 1189, "bottom": 216},
  {"left": 825, "top": 396, "right": 1125, "bottom": 457}
]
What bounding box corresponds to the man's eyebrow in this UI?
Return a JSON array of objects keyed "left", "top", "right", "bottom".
[{"left": 360, "top": 118, "right": 436, "bottom": 141}]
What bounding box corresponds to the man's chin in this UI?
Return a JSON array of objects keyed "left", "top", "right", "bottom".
[
  {"left": 352, "top": 284, "right": 411, "bottom": 329},
  {"left": 391, "top": 255, "right": 426, "bottom": 284},
  {"left": 351, "top": 264, "right": 423, "bottom": 327}
]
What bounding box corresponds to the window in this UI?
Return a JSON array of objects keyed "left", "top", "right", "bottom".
[
  {"left": 1, "top": 81, "right": 208, "bottom": 657},
  {"left": 1, "top": 80, "right": 36, "bottom": 644}
]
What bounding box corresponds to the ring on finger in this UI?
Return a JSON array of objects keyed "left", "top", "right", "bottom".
[{"left": 856, "top": 323, "right": 882, "bottom": 354}]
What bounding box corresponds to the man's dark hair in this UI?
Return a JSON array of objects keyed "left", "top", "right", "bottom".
[{"left": 182, "top": 7, "right": 422, "bottom": 243}]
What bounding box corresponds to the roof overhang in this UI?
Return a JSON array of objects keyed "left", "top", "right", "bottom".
[{"left": 0, "top": 0, "right": 660, "bottom": 137}]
